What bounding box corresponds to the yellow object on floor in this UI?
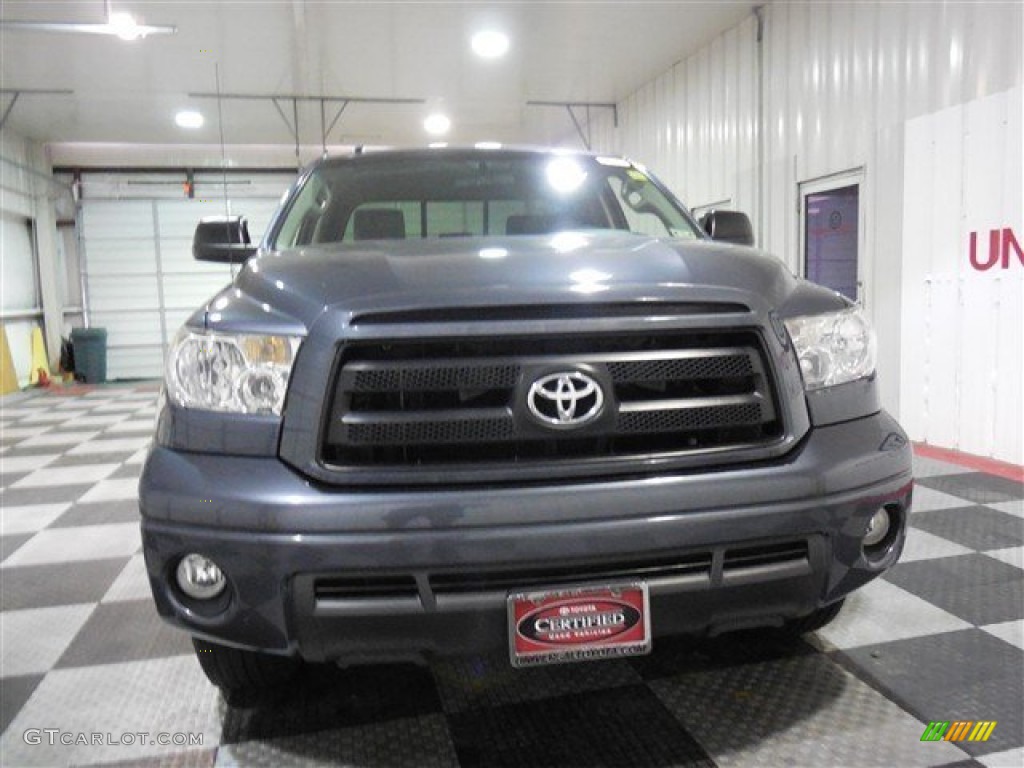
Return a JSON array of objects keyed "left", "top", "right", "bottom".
[
  {"left": 28, "top": 325, "right": 50, "bottom": 386},
  {"left": 0, "top": 323, "right": 18, "bottom": 395}
]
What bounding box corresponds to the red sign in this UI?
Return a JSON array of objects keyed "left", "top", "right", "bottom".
[
  {"left": 969, "top": 228, "right": 1023, "bottom": 270},
  {"left": 508, "top": 583, "right": 651, "bottom": 667}
]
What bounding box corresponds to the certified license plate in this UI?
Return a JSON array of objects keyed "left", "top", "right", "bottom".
[{"left": 507, "top": 582, "right": 651, "bottom": 668}]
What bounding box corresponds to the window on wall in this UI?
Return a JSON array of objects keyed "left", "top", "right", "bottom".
[{"left": 803, "top": 183, "right": 860, "bottom": 302}]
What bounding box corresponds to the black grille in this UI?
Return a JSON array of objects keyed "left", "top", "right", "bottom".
[
  {"left": 429, "top": 553, "right": 713, "bottom": 595},
  {"left": 322, "top": 330, "right": 782, "bottom": 472},
  {"left": 309, "top": 539, "right": 811, "bottom": 603}
]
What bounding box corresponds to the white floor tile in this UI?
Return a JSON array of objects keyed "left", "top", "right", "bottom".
[
  {"left": 0, "top": 603, "right": 95, "bottom": 676},
  {"left": 912, "top": 455, "right": 966, "bottom": 478},
  {"left": 983, "top": 546, "right": 1024, "bottom": 570},
  {"left": 0, "top": 655, "right": 221, "bottom": 766},
  {"left": 17, "top": 431, "right": 100, "bottom": 448},
  {"left": 92, "top": 402, "right": 146, "bottom": 413},
  {"left": 0, "top": 503, "right": 71, "bottom": 536},
  {"left": 988, "top": 500, "right": 1024, "bottom": 519},
  {"left": 11, "top": 463, "right": 118, "bottom": 488},
  {"left": 69, "top": 414, "right": 129, "bottom": 428},
  {"left": 814, "top": 579, "right": 972, "bottom": 650},
  {"left": 900, "top": 527, "right": 974, "bottom": 562},
  {"left": 102, "top": 554, "right": 152, "bottom": 602},
  {"left": 912, "top": 485, "right": 973, "bottom": 512},
  {"left": 125, "top": 447, "right": 149, "bottom": 465},
  {"left": 980, "top": 619, "right": 1024, "bottom": 651},
  {"left": 0, "top": 453, "right": 61, "bottom": 473},
  {"left": 14, "top": 411, "right": 88, "bottom": 425},
  {"left": 979, "top": 746, "right": 1024, "bottom": 768},
  {"left": 67, "top": 436, "right": 151, "bottom": 455},
  {"left": 106, "top": 419, "right": 155, "bottom": 434},
  {"left": 77, "top": 477, "right": 140, "bottom": 503},
  {"left": 56, "top": 399, "right": 100, "bottom": 410},
  {"left": 1, "top": 522, "right": 141, "bottom": 567},
  {"left": 0, "top": 426, "right": 51, "bottom": 440}
]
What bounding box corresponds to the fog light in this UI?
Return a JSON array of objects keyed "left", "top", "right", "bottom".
[
  {"left": 862, "top": 507, "right": 891, "bottom": 548},
  {"left": 176, "top": 553, "right": 226, "bottom": 600}
]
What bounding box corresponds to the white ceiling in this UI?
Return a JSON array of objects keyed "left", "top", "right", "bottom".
[{"left": 1, "top": 0, "right": 754, "bottom": 153}]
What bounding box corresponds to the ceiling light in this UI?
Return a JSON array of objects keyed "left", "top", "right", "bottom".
[
  {"left": 175, "top": 110, "right": 204, "bottom": 129},
  {"left": 471, "top": 30, "right": 510, "bottom": 59},
  {"left": 108, "top": 12, "right": 144, "bottom": 41},
  {"left": 423, "top": 113, "right": 451, "bottom": 136},
  {"left": 475, "top": 142, "right": 502, "bottom": 150},
  {"left": 428, "top": 142, "right": 448, "bottom": 149}
]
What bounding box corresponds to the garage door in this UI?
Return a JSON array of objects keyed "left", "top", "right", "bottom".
[
  {"left": 0, "top": 212, "right": 40, "bottom": 386},
  {"left": 79, "top": 172, "right": 291, "bottom": 379}
]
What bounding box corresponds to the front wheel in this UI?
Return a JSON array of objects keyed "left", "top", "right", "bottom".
[{"left": 193, "top": 638, "right": 301, "bottom": 705}]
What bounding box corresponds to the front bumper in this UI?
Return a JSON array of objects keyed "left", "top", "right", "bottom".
[{"left": 140, "top": 410, "right": 912, "bottom": 662}]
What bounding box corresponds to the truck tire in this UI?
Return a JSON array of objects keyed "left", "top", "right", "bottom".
[
  {"left": 782, "top": 599, "right": 845, "bottom": 636},
  {"left": 192, "top": 638, "right": 300, "bottom": 703}
]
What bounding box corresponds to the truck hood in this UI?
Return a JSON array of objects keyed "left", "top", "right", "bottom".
[{"left": 210, "top": 231, "right": 817, "bottom": 332}]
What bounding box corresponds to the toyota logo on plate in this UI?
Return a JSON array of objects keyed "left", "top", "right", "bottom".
[{"left": 527, "top": 371, "right": 604, "bottom": 428}]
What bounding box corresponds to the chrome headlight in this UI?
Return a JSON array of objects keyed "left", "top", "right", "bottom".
[
  {"left": 783, "top": 307, "right": 876, "bottom": 391},
  {"left": 166, "top": 328, "right": 301, "bottom": 415}
]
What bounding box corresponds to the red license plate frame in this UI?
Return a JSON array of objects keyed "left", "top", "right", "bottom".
[{"left": 507, "top": 582, "right": 651, "bottom": 668}]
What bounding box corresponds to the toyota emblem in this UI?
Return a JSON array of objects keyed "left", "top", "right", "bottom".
[{"left": 527, "top": 371, "right": 605, "bottom": 428}]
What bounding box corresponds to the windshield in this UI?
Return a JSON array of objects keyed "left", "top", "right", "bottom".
[{"left": 270, "top": 151, "right": 702, "bottom": 249}]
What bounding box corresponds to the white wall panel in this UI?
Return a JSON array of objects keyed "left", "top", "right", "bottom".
[
  {"left": 901, "top": 88, "right": 1023, "bottom": 464},
  {"left": 585, "top": 1, "right": 1022, "bottom": 462}
]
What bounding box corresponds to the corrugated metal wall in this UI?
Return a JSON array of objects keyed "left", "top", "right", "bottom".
[
  {"left": 900, "top": 88, "right": 1023, "bottom": 465},
  {"left": 586, "top": 0, "right": 1023, "bottom": 463}
]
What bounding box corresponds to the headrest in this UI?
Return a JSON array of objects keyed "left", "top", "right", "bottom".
[{"left": 353, "top": 209, "right": 406, "bottom": 240}]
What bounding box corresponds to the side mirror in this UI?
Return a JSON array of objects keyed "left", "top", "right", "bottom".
[
  {"left": 698, "top": 210, "right": 755, "bottom": 247},
  {"left": 193, "top": 216, "right": 258, "bottom": 263}
]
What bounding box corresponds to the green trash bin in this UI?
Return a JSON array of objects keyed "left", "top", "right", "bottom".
[{"left": 71, "top": 327, "right": 107, "bottom": 383}]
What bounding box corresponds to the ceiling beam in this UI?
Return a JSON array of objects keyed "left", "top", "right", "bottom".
[
  {"left": 526, "top": 100, "right": 618, "bottom": 150},
  {"left": 0, "top": 88, "right": 75, "bottom": 131}
]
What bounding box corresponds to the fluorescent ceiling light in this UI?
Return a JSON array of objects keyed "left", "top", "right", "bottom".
[
  {"left": 108, "top": 12, "right": 142, "bottom": 40},
  {"left": 175, "top": 110, "right": 204, "bottom": 129},
  {"left": 423, "top": 113, "right": 451, "bottom": 136},
  {"left": 471, "top": 30, "right": 510, "bottom": 59},
  {"left": 0, "top": 7, "right": 175, "bottom": 39},
  {"left": 475, "top": 141, "right": 502, "bottom": 150},
  {"left": 428, "top": 142, "right": 448, "bottom": 149}
]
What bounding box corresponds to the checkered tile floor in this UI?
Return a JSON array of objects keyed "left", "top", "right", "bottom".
[{"left": 1, "top": 384, "right": 1022, "bottom": 767}]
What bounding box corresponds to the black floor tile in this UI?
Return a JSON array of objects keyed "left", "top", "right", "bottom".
[
  {"left": 629, "top": 629, "right": 817, "bottom": 681},
  {"left": 432, "top": 653, "right": 641, "bottom": 714},
  {"left": 46, "top": 453, "right": 134, "bottom": 468},
  {"left": 0, "top": 674, "right": 43, "bottom": 732},
  {"left": 218, "top": 661, "right": 444, "bottom": 744},
  {"left": 0, "top": 533, "right": 33, "bottom": 563},
  {"left": 836, "top": 629, "right": 1023, "bottom": 757},
  {"left": 448, "top": 684, "right": 714, "bottom": 768},
  {"left": 108, "top": 464, "right": 143, "bottom": 480},
  {"left": 0, "top": 484, "right": 93, "bottom": 506},
  {"left": 55, "top": 599, "right": 192, "bottom": 669},
  {"left": 0, "top": 471, "right": 31, "bottom": 487},
  {"left": 0, "top": 558, "right": 125, "bottom": 611},
  {"left": 50, "top": 499, "right": 140, "bottom": 528},
  {"left": 917, "top": 473, "right": 1024, "bottom": 504},
  {"left": 883, "top": 553, "right": 1024, "bottom": 626},
  {"left": 911, "top": 505, "right": 1024, "bottom": 551}
]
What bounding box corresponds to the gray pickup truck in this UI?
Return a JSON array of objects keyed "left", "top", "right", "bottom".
[{"left": 140, "top": 147, "right": 912, "bottom": 699}]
